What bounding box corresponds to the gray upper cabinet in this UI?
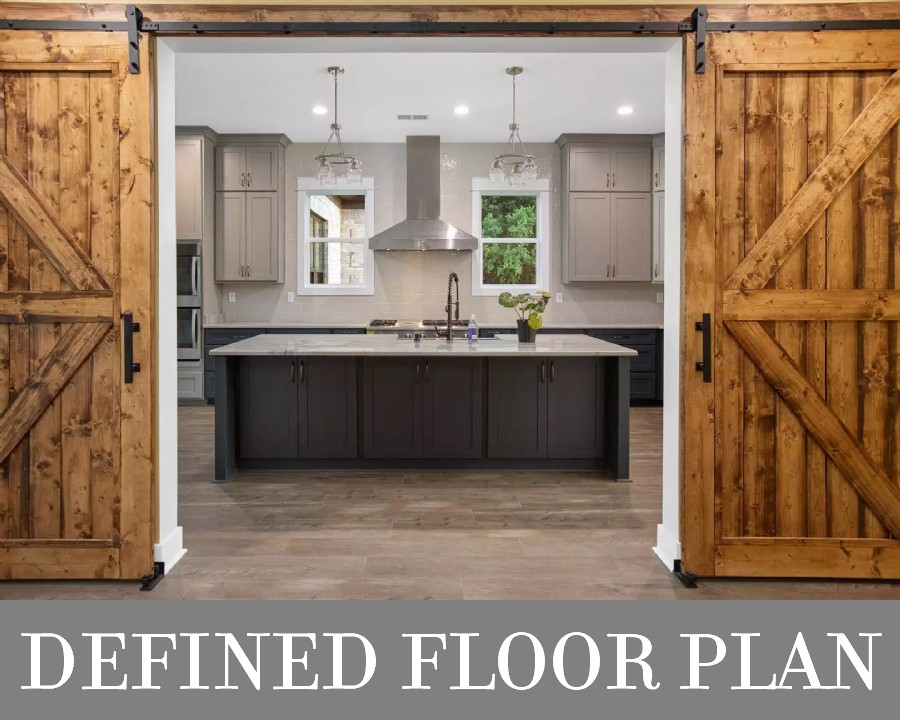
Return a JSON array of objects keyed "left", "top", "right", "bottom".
[
  {"left": 611, "top": 146, "right": 651, "bottom": 192},
  {"left": 175, "top": 137, "right": 203, "bottom": 239},
  {"left": 215, "top": 192, "right": 246, "bottom": 282},
  {"left": 245, "top": 147, "right": 279, "bottom": 191},
  {"left": 652, "top": 137, "right": 665, "bottom": 191},
  {"left": 652, "top": 191, "right": 665, "bottom": 284},
  {"left": 611, "top": 193, "right": 652, "bottom": 282},
  {"left": 558, "top": 134, "right": 654, "bottom": 284},
  {"left": 567, "top": 193, "right": 611, "bottom": 282},
  {"left": 216, "top": 146, "right": 246, "bottom": 191},
  {"left": 214, "top": 134, "right": 289, "bottom": 283},
  {"left": 568, "top": 145, "right": 611, "bottom": 191},
  {"left": 245, "top": 192, "right": 279, "bottom": 281}
]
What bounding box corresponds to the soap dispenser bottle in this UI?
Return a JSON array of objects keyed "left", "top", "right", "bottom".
[{"left": 467, "top": 314, "right": 478, "bottom": 343}]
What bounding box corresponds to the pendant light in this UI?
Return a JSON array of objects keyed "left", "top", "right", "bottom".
[
  {"left": 314, "top": 67, "right": 362, "bottom": 186},
  {"left": 489, "top": 67, "right": 538, "bottom": 186}
]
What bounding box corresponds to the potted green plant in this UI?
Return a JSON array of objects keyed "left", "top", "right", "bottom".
[{"left": 498, "top": 291, "right": 551, "bottom": 343}]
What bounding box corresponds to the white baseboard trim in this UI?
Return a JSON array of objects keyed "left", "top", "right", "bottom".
[
  {"left": 154, "top": 526, "right": 187, "bottom": 571},
  {"left": 653, "top": 523, "right": 681, "bottom": 572}
]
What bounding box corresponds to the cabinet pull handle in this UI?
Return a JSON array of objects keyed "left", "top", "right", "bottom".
[
  {"left": 606, "top": 172, "right": 610, "bottom": 188},
  {"left": 654, "top": 172, "right": 659, "bottom": 187},
  {"left": 655, "top": 262, "right": 659, "bottom": 278},
  {"left": 240, "top": 171, "right": 245, "bottom": 187},
  {"left": 540, "top": 361, "right": 546, "bottom": 383},
  {"left": 416, "top": 361, "right": 421, "bottom": 382},
  {"left": 606, "top": 264, "right": 610, "bottom": 278},
  {"left": 247, "top": 172, "right": 252, "bottom": 187},
  {"left": 299, "top": 361, "right": 305, "bottom": 383},
  {"left": 550, "top": 360, "right": 555, "bottom": 383},
  {"left": 612, "top": 264, "right": 616, "bottom": 278},
  {"left": 425, "top": 360, "right": 430, "bottom": 382},
  {"left": 291, "top": 360, "right": 295, "bottom": 383}
]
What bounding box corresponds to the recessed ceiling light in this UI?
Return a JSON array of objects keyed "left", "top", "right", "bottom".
[
  {"left": 617, "top": 105, "right": 635, "bottom": 116},
  {"left": 454, "top": 105, "right": 470, "bottom": 116},
  {"left": 312, "top": 105, "right": 328, "bottom": 115}
]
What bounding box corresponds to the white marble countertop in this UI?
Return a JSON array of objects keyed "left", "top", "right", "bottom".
[
  {"left": 205, "top": 321, "right": 663, "bottom": 330},
  {"left": 210, "top": 333, "right": 638, "bottom": 357}
]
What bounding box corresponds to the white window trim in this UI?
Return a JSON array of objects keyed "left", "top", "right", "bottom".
[
  {"left": 296, "top": 176, "right": 376, "bottom": 296},
  {"left": 470, "top": 178, "right": 550, "bottom": 296}
]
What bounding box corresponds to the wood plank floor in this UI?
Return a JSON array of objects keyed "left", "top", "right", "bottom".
[{"left": 3, "top": 406, "right": 900, "bottom": 599}]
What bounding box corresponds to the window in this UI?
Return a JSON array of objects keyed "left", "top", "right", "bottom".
[
  {"left": 297, "top": 177, "right": 375, "bottom": 295},
  {"left": 471, "top": 178, "right": 550, "bottom": 295}
]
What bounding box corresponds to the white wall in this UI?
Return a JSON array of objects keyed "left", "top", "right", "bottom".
[
  {"left": 155, "top": 40, "right": 186, "bottom": 571},
  {"left": 654, "top": 39, "right": 684, "bottom": 570}
]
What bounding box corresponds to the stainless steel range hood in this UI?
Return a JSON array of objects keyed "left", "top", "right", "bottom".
[{"left": 369, "top": 136, "right": 478, "bottom": 252}]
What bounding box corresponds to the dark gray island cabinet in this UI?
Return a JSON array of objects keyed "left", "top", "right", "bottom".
[{"left": 212, "top": 334, "right": 634, "bottom": 482}]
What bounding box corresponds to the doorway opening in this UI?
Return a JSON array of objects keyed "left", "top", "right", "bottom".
[{"left": 156, "top": 35, "right": 684, "bottom": 599}]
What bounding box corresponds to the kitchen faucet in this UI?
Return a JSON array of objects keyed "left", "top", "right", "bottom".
[{"left": 445, "top": 272, "right": 460, "bottom": 343}]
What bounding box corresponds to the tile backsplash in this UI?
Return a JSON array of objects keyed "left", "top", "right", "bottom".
[{"left": 208, "top": 142, "right": 664, "bottom": 326}]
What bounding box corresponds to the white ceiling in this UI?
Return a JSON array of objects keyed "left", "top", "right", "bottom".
[{"left": 173, "top": 37, "right": 671, "bottom": 143}]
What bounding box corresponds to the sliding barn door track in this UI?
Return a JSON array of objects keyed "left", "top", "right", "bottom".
[{"left": 5, "top": 5, "right": 900, "bottom": 74}]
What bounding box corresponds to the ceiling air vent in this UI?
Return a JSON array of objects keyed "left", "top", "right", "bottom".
[{"left": 397, "top": 114, "right": 429, "bottom": 121}]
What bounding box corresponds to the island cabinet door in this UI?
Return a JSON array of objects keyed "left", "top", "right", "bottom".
[
  {"left": 238, "top": 358, "right": 299, "bottom": 459},
  {"left": 422, "top": 359, "right": 483, "bottom": 459},
  {"left": 363, "top": 359, "right": 423, "bottom": 458},
  {"left": 297, "top": 357, "right": 358, "bottom": 459},
  {"left": 487, "top": 359, "right": 548, "bottom": 459},
  {"left": 547, "top": 358, "right": 604, "bottom": 459}
]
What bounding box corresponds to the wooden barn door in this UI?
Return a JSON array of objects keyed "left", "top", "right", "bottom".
[
  {"left": 682, "top": 31, "right": 900, "bottom": 579},
  {"left": 0, "top": 32, "right": 155, "bottom": 579}
]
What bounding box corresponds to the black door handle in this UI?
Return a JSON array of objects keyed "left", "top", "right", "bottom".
[
  {"left": 540, "top": 361, "right": 546, "bottom": 383},
  {"left": 550, "top": 360, "right": 555, "bottom": 383},
  {"left": 123, "top": 313, "right": 141, "bottom": 384},
  {"left": 695, "top": 313, "right": 711, "bottom": 383}
]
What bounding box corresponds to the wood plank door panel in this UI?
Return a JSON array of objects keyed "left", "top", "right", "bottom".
[
  {"left": 0, "top": 32, "right": 155, "bottom": 580},
  {"left": 682, "top": 31, "right": 900, "bottom": 579}
]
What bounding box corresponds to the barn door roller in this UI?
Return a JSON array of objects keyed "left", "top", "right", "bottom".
[{"left": 4, "top": 4, "right": 900, "bottom": 76}]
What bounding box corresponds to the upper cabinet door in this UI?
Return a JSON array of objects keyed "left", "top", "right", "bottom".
[
  {"left": 216, "top": 146, "right": 246, "bottom": 191},
  {"left": 611, "top": 146, "right": 652, "bottom": 192},
  {"left": 245, "top": 147, "right": 279, "bottom": 191},
  {"left": 244, "top": 192, "right": 279, "bottom": 281},
  {"left": 175, "top": 137, "right": 203, "bottom": 239},
  {"left": 568, "top": 193, "right": 612, "bottom": 282},
  {"left": 652, "top": 191, "right": 665, "bottom": 283},
  {"left": 215, "top": 192, "right": 245, "bottom": 282},
  {"left": 652, "top": 144, "right": 665, "bottom": 191},
  {"left": 611, "top": 193, "right": 652, "bottom": 282},
  {"left": 568, "top": 146, "right": 611, "bottom": 191}
]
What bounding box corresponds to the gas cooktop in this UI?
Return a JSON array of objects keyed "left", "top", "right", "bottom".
[{"left": 368, "top": 319, "right": 467, "bottom": 329}]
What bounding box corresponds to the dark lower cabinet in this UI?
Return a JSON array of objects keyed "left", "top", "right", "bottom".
[
  {"left": 298, "top": 357, "right": 357, "bottom": 459},
  {"left": 488, "top": 357, "right": 605, "bottom": 460},
  {"left": 363, "top": 358, "right": 422, "bottom": 458},
  {"left": 422, "top": 358, "right": 482, "bottom": 459},
  {"left": 238, "top": 356, "right": 299, "bottom": 459},
  {"left": 547, "top": 357, "right": 604, "bottom": 458},
  {"left": 487, "top": 358, "right": 547, "bottom": 459},
  {"left": 362, "top": 357, "right": 483, "bottom": 459}
]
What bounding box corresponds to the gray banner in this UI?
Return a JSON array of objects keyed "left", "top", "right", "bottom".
[{"left": 0, "top": 600, "right": 896, "bottom": 719}]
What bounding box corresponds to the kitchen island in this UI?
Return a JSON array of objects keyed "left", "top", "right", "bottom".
[{"left": 210, "top": 334, "right": 636, "bottom": 482}]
